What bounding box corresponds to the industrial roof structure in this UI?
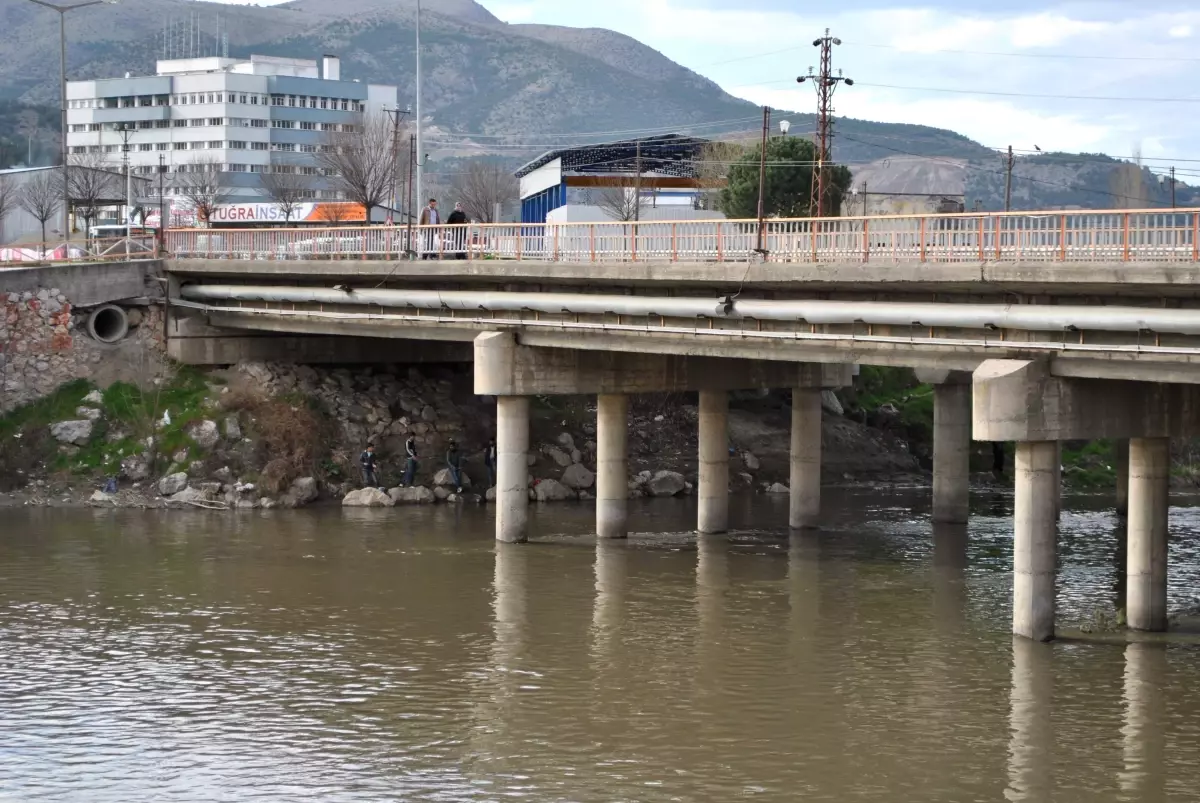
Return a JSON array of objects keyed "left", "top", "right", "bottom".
[{"left": 514, "top": 134, "right": 710, "bottom": 179}]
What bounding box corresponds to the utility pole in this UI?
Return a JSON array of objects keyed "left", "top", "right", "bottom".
[
  {"left": 797, "top": 29, "right": 852, "bottom": 218},
  {"left": 385, "top": 106, "right": 410, "bottom": 225},
  {"left": 634, "top": 139, "right": 642, "bottom": 224},
  {"left": 414, "top": 0, "right": 423, "bottom": 215},
  {"left": 117, "top": 123, "right": 133, "bottom": 258},
  {"left": 860, "top": 180, "right": 867, "bottom": 216},
  {"left": 406, "top": 133, "right": 416, "bottom": 256},
  {"left": 755, "top": 105, "right": 769, "bottom": 254},
  {"left": 1170, "top": 166, "right": 1177, "bottom": 209},
  {"left": 157, "top": 153, "right": 165, "bottom": 255},
  {"left": 1004, "top": 145, "right": 1014, "bottom": 212}
]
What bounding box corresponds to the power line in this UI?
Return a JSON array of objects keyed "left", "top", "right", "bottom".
[
  {"left": 425, "top": 115, "right": 766, "bottom": 142},
  {"left": 842, "top": 40, "right": 1200, "bottom": 63},
  {"left": 853, "top": 81, "right": 1200, "bottom": 104}
]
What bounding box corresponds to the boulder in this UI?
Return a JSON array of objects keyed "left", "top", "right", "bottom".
[
  {"left": 561, "top": 463, "right": 596, "bottom": 490},
  {"left": 89, "top": 490, "right": 114, "bottom": 503},
  {"left": 281, "top": 477, "right": 319, "bottom": 508},
  {"left": 168, "top": 487, "right": 212, "bottom": 505},
  {"left": 647, "top": 470, "right": 687, "bottom": 497},
  {"left": 821, "top": 390, "right": 844, "bottom": 417},
  {"left": 158, "top": 472, "right": 189, "bottom": 496},
  {"left": 187, "top": 420, "right": 220, "bottom": 450},
  {"left": 75, "top": 406, "right": 102, "bottom": 421},
  {"left": 534, "top": 478, "right": 575, "bottom": 502},
  {"left": 211, "top": 466, "right": 234, "bottom": 483},
  {"left": 433, "top": 486, "right": 451, "bottom": 501},
  {"left": 543, "top": 446, "right": 573, "bottom": 468},
  {"left": 120, "top": 455, "right": 150, "bottom": 482},
  {"left": 742, "top": 451, "right": 761, "bottom": 471},
  {"left": 420, "top": 405, "right": 438, "bottom": 422},
  {"left": 389, "top": 486, "right": 436, "bottom": 505},
  {"left": 50, "top": 420, "right": 93, "bottom": 446},
  {"left": 766, "top": 482, "right": 790, "bottom": 494},
  {"left": 485, "top": 486, "right": 496, "bottom": 502},
  {"left": 526, "top": 453, "right": 538, "bottom": 467},
  {"left": 433, "top": 468, "right": 471, "bottom": 489},
  {"left": 223, "top": 415, "right": 243, "bottom": 441},
  {"left": 342, "top": 487, "right": 395, "bottom": 507},
  {"left": 82, "top": 390, "right": 104, "bottom": 405},
  {"left": 570, "top": 449, "right": 582, "bottom": 464},
  {"left": 556, "top": 432, "right": 576, "bottom": 451},
  {"left": 258, "top": 498, "right": 276, "bottom": 510}
]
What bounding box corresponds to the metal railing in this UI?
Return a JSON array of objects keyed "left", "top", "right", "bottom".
[
  {"left": 0, "top": 236, "right": 158, "bottom": 268},
  {"left": 158, "top": 208, "right": 1200, "bottom": 264}
]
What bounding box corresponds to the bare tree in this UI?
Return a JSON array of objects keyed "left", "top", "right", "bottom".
[
  {"left": 449, "top": 161, "right": 518, "bottom": 222},
  {"left": 594, "top": 184, "right": 645, "bottom": 222},
  {"left": 66, "top": 152, "right": 118, "bottom": 240},
  {"left": 18, "top": 170, "right": 62, "bottom": 249},
  {"left": 0, "top": 174, "right": 14, "bottom": 244},
  {"left": 173, "top": 156, "right": 234, "bottom": 226},
  {"left": 315, "top": 113, "right": 396, "bottom": 224},
  {"left": 260, "top": 168, "right": 313, "bottom": 223}
]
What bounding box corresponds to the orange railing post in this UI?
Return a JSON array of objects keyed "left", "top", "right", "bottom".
[
  {"left": 589, "top": 224, "right": 596, "bottom": 262},
  {"left": 993, "top": 216, "right": 1000, "bottom": 261},
  {"left": 919, "top": 217, "right": 927, "bottom": 262},
  {"left": 671, "top": 223, "right": 677, "bottom": 262},
  {"left": 1193, "top": 212, "right": 1199, "bottom": 262},
  {"left": 716, "top": 223, "right": 724, "bottom": 262},
  {"left": 1059, "top": 214, "right": 1067, "bottom": 261},
  {"left": 1123, "top": 213, "right": 1131, "bottom": 261},
  {"left": 862, "top": 219, "right": 869, "bottom": 262}
]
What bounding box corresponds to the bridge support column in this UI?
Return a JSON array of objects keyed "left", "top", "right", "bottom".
[
  {"left": 789, "top": 388, "right": 822, "bottom": 529},
  {"left": 1013, "top": 441, "right": 1060, "bottom": 642},
  {"left": 1115, "top": 439, "right": 1130, "bottom": 517},
  {"left": 496, "top": 395, "right": 530, "bottom": 544},
  {"left": 1127, "top": 437, "right": 1169, "bottom": 632},
  {"left": 596, "top": 393, "right": 629, "bottom": 539},
  {"left": 697, "top": 390, "right": 729, "bottom": 534},
  {"left": 932, "top": 380, "right": 972, "bottom": 524}
]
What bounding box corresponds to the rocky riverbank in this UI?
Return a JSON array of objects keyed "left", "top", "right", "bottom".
[{"left": 1, "top": 359, "right": 966, "bottom": 511}]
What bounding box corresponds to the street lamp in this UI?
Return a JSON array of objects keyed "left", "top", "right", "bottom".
[
  {"left": 779, "top": 120, "right": 791, "bottom": 137},
  {"left": 23, "top": 0, "right": 119, "bottom": 245}
]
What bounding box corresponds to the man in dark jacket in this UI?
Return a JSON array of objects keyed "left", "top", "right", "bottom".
[
  {"left": 360, "top": 443, "right": 379, "bottom": 488},
  {"left": 401, "top": 433, "right": 419, "bottom": 487},
  {"left": 446, "top": 201, "right": 468, "bottom": 259},
  {"left": 446, "top": 439, "right": 464, "bottom": 493}
]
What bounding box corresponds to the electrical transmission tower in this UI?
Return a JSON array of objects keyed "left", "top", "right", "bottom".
[{"left": 797, "top": 29, "right": 853, "bottom": 217}]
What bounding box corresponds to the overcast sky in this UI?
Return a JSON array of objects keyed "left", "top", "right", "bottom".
[{"left": 211, "top": 0, "right": 1200, "bottom": 169}]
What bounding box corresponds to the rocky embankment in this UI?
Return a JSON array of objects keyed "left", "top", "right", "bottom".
[{"left": 1, "top": 360, "right": 931, "bottom": 510}]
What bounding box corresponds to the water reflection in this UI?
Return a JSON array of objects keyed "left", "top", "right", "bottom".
[
  {"left": 1006, "top": 639, "right": 1054, "bottom": 802},
  {"left": 933, "top": 522, "right": 968, "bottom": 633},
  {"left": 1119, "top": 643, "right": 1167, "bottom": 802}
]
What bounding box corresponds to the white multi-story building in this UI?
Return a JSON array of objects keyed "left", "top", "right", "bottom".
[{"left": 65, "top": 54, "right": 398, "bottom": 211}]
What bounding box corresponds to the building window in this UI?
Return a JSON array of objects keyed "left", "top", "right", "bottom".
[
  {"left": 209, "top": 117, "right": 223, "bottom": 126},
  {"left": 320, "top": 98, "right": 328, "bottom": 110},
  {"left": 271, "top": 143, "right": 296, "bottom": 152},
  {"left": 251, "top": 142, "right": 268, "bottom": 151},
  {"left": 87, "top": 145, "right": 101, "bottom": 154},
  {"left": 209, "top": 140, "right": 224, "bottom": 149},
  {"left": 71, "top": 146, "right": 86, "bottom": 154},
  {"left": 249, "top": 164, "right": 265, "bottom": 173},
  {"left": 339, "top": 99, "right": 348, "bottom": 111},
  {"left": 103, "top": 145, "right": 118, "bottom": 154},
  {"left": 300, "top": 144, "right": 317, "bottom": 153},
  {"left": 272, "top": 120, "right": 296, "bottom": 129},
  {"left": 250, "top": 119, "right": 267, "bottom": 128},
  {"left": 155, "top": 95, "right": 169, "bottom": 106},
  {"left": 156, "top": 143, "right": 169, "bottom": 151},
  {"left": 139, "top": 143, "right": 153, "bottom": 152},
  {"left": 191, "top": 118, "right": 206, "bottom": 127},
  {"left": 228, "top": 140, "right": 247, "bottom": 150},
  {"left": 300, "top": 121, "right": 316, "bottom": 131},
  {"left": 271, "top": 95, "right": 284, "bottom": 106},
  {"left": 138, "top": 121, "right": 154, "bottom": 129},
  {"left": 340, "top": 124, "right": 358, "bottom": 133},
  {"left": 174, "top": 119, "right": 188, "bottom": 128},
  {"left": 70, "top": 124, "right": 85, "bottom": 133},
  {"left": 320, "top": 123, "right": 335, "bottom": 132},
  {"left": 288, "top": 95, "right": 296, "bottom": 107},
  {"left": 174, "top": 142, "right": 187, "bottom": 150},
  {"left": 299, "top": 166, "right": 319, "bottom": 175}
]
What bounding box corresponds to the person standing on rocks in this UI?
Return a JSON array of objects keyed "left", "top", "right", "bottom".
[
  {"left": 446, "top": 439, "right": 464, "bottom": 493},
  {"left": 484, "top": 437, "right": 497, "bottom": 488},
  {"left": 360, "top": 443, "right": 380, "bottom": 488},
  {"left": 401, "top": 433, "right": 419, "bottom": 487}
]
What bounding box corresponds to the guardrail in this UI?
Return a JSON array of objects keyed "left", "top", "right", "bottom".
[
  {"left": 0, "top": 236, "right": 158, "bottom": 268},
  {"left": 161, "top": 209, "right": 1200, "bottom": 264}
]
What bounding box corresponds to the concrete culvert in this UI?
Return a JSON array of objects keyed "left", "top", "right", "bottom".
[{"left": 87, "top": 304, "right": 130, "bottom": 343}]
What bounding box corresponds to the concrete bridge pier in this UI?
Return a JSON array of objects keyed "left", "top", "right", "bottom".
[
  {"left": 918, "top": 369, "right": 972, "bottom": 525},
  {"left": 596, "top": 394, "right": 630, "bottom": 539},
  {"left": 1127, "top": 438, "right": 1169, "bottom": 631},
  {"left": 495, "top": 395, "right": 531, "bottom": 544},
  {"left": 698, "top": 390, "right": 730, "bottom": 534},
  {"left": 788, "top": 364, "right": 853, "bottom": 530},
  {"left": 974, "top": 359, "right": 1200, "bottom": 640},
  {"left": 1115, "top": 439, "right": 1130, "bottom": 517}
]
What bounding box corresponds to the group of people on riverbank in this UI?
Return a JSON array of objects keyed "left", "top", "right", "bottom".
[
  {"left": 359, "top": 436, "right": 496, "bottom": 493},
  {"left": 416, "top": 198, "right": 473, "bottom": 260}
]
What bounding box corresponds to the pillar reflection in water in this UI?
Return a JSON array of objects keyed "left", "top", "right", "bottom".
[
  {"left": 491, "top": 542, "right": 530, "bottom": 693},
  {"left": 1006, "top": 638, "right": 1054, "bottom": 802},
  {"left": 787, "top": 531, "right": 821, "bottom": 644},
  {"left": 932, "top": 522, "right": 968, "bottom": 633},
  {"left": 590, "top": 539, "right": 629, "bottom": 671},
  {"left": 694, "top": 535, "right": 729, "bottom": 694},
  {"left": 1119, "top": 642, "right": 1167, "bottom": 802}
]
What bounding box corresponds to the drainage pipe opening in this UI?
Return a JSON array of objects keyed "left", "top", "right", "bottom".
[{"left": 87, "top": 304, "right": 130, "bottom": 344}]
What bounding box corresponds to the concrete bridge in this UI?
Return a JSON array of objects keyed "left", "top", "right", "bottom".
[{"left": 158, "top": 210, "right": 1200, "bottom": 642}]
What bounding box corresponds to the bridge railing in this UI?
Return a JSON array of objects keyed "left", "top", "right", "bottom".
[
  {"left": 0, "top": 236, "right": 158, "bottom": 267},
  {"left": 164, "top": 209, "right": 1200, "bottom": 264}
]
